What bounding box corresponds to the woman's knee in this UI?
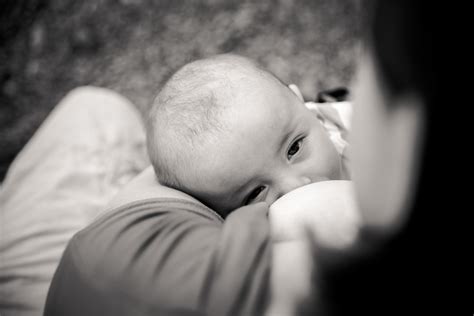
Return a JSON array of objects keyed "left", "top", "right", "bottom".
[{"left": 60, "top": 86, "right": 137, "bottom": 116}]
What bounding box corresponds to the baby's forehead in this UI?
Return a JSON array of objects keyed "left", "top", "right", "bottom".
[{"left": 226, "top": 75, "right": 293, "bottom": 112}]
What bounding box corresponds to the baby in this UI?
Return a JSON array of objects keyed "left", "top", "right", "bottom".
[{"left": 146, "top": 54, "right": 347, "bottom": 217}]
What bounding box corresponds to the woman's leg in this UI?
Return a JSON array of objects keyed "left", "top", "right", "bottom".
[{"left": 0, "top": 86, "right": 149, "bottom": 316}]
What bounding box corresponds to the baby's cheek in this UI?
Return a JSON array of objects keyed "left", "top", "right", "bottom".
[
  {"left": 318, "top": 154, "right": 342, "bottom": 180},
  {"left": 308, "top": 128, "right": 343, "bottom": 180},
  {"left": 326, "top": 147, "right": 344, "bottom": 180}
]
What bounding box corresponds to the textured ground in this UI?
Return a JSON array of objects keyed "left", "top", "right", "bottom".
[{"left": 0, "top": 0, "right": 361, "bottom": 181}]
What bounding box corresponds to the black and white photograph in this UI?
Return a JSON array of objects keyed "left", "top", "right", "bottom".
[{"left": 1, "top": 1, "right": 460, "bottom": 315}]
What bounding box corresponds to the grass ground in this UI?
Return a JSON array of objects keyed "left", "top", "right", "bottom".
[{"left": 0, "top": 0, "right": 361, "bottom": 181}]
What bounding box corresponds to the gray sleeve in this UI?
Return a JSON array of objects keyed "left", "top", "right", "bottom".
[{"left": 44, "top": 199, "right": 271, "bottom": 316}]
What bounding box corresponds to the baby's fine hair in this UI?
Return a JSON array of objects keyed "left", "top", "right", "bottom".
[{"left": 146, "top": 54, "right": 279, "bottom": 189}]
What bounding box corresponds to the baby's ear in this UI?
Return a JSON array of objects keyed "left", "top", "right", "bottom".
[{"left": 289, "top": 84, "right": 305, "bottom": 102}]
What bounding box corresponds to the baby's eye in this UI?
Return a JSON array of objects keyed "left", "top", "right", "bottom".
[
  {"left": 287, "top": 137, "right": 304, "bottom": 159},
  {"left": 244, "top": 186, "right": 265, "bottom": 205}
]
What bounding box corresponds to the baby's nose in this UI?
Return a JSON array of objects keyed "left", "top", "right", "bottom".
[{"left": 277, "top": 175, "right": 311, "bottom": 199}]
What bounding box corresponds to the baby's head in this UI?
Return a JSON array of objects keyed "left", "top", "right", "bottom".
[{"left": 146, "top": 54, "right": 343, "bottom": 216}]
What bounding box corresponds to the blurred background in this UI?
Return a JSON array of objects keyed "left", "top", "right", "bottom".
[{"left": 0, "top": 0, "right": 361, "bottom": 181}]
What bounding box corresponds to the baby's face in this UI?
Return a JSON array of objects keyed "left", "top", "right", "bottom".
[{"left": 184, "top": 76, "right": 343, "bottom": 216}]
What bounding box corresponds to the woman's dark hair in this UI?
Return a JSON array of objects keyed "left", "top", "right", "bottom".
[{"left": 304, "top": 1, "right": 457, "bottom": 315}]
